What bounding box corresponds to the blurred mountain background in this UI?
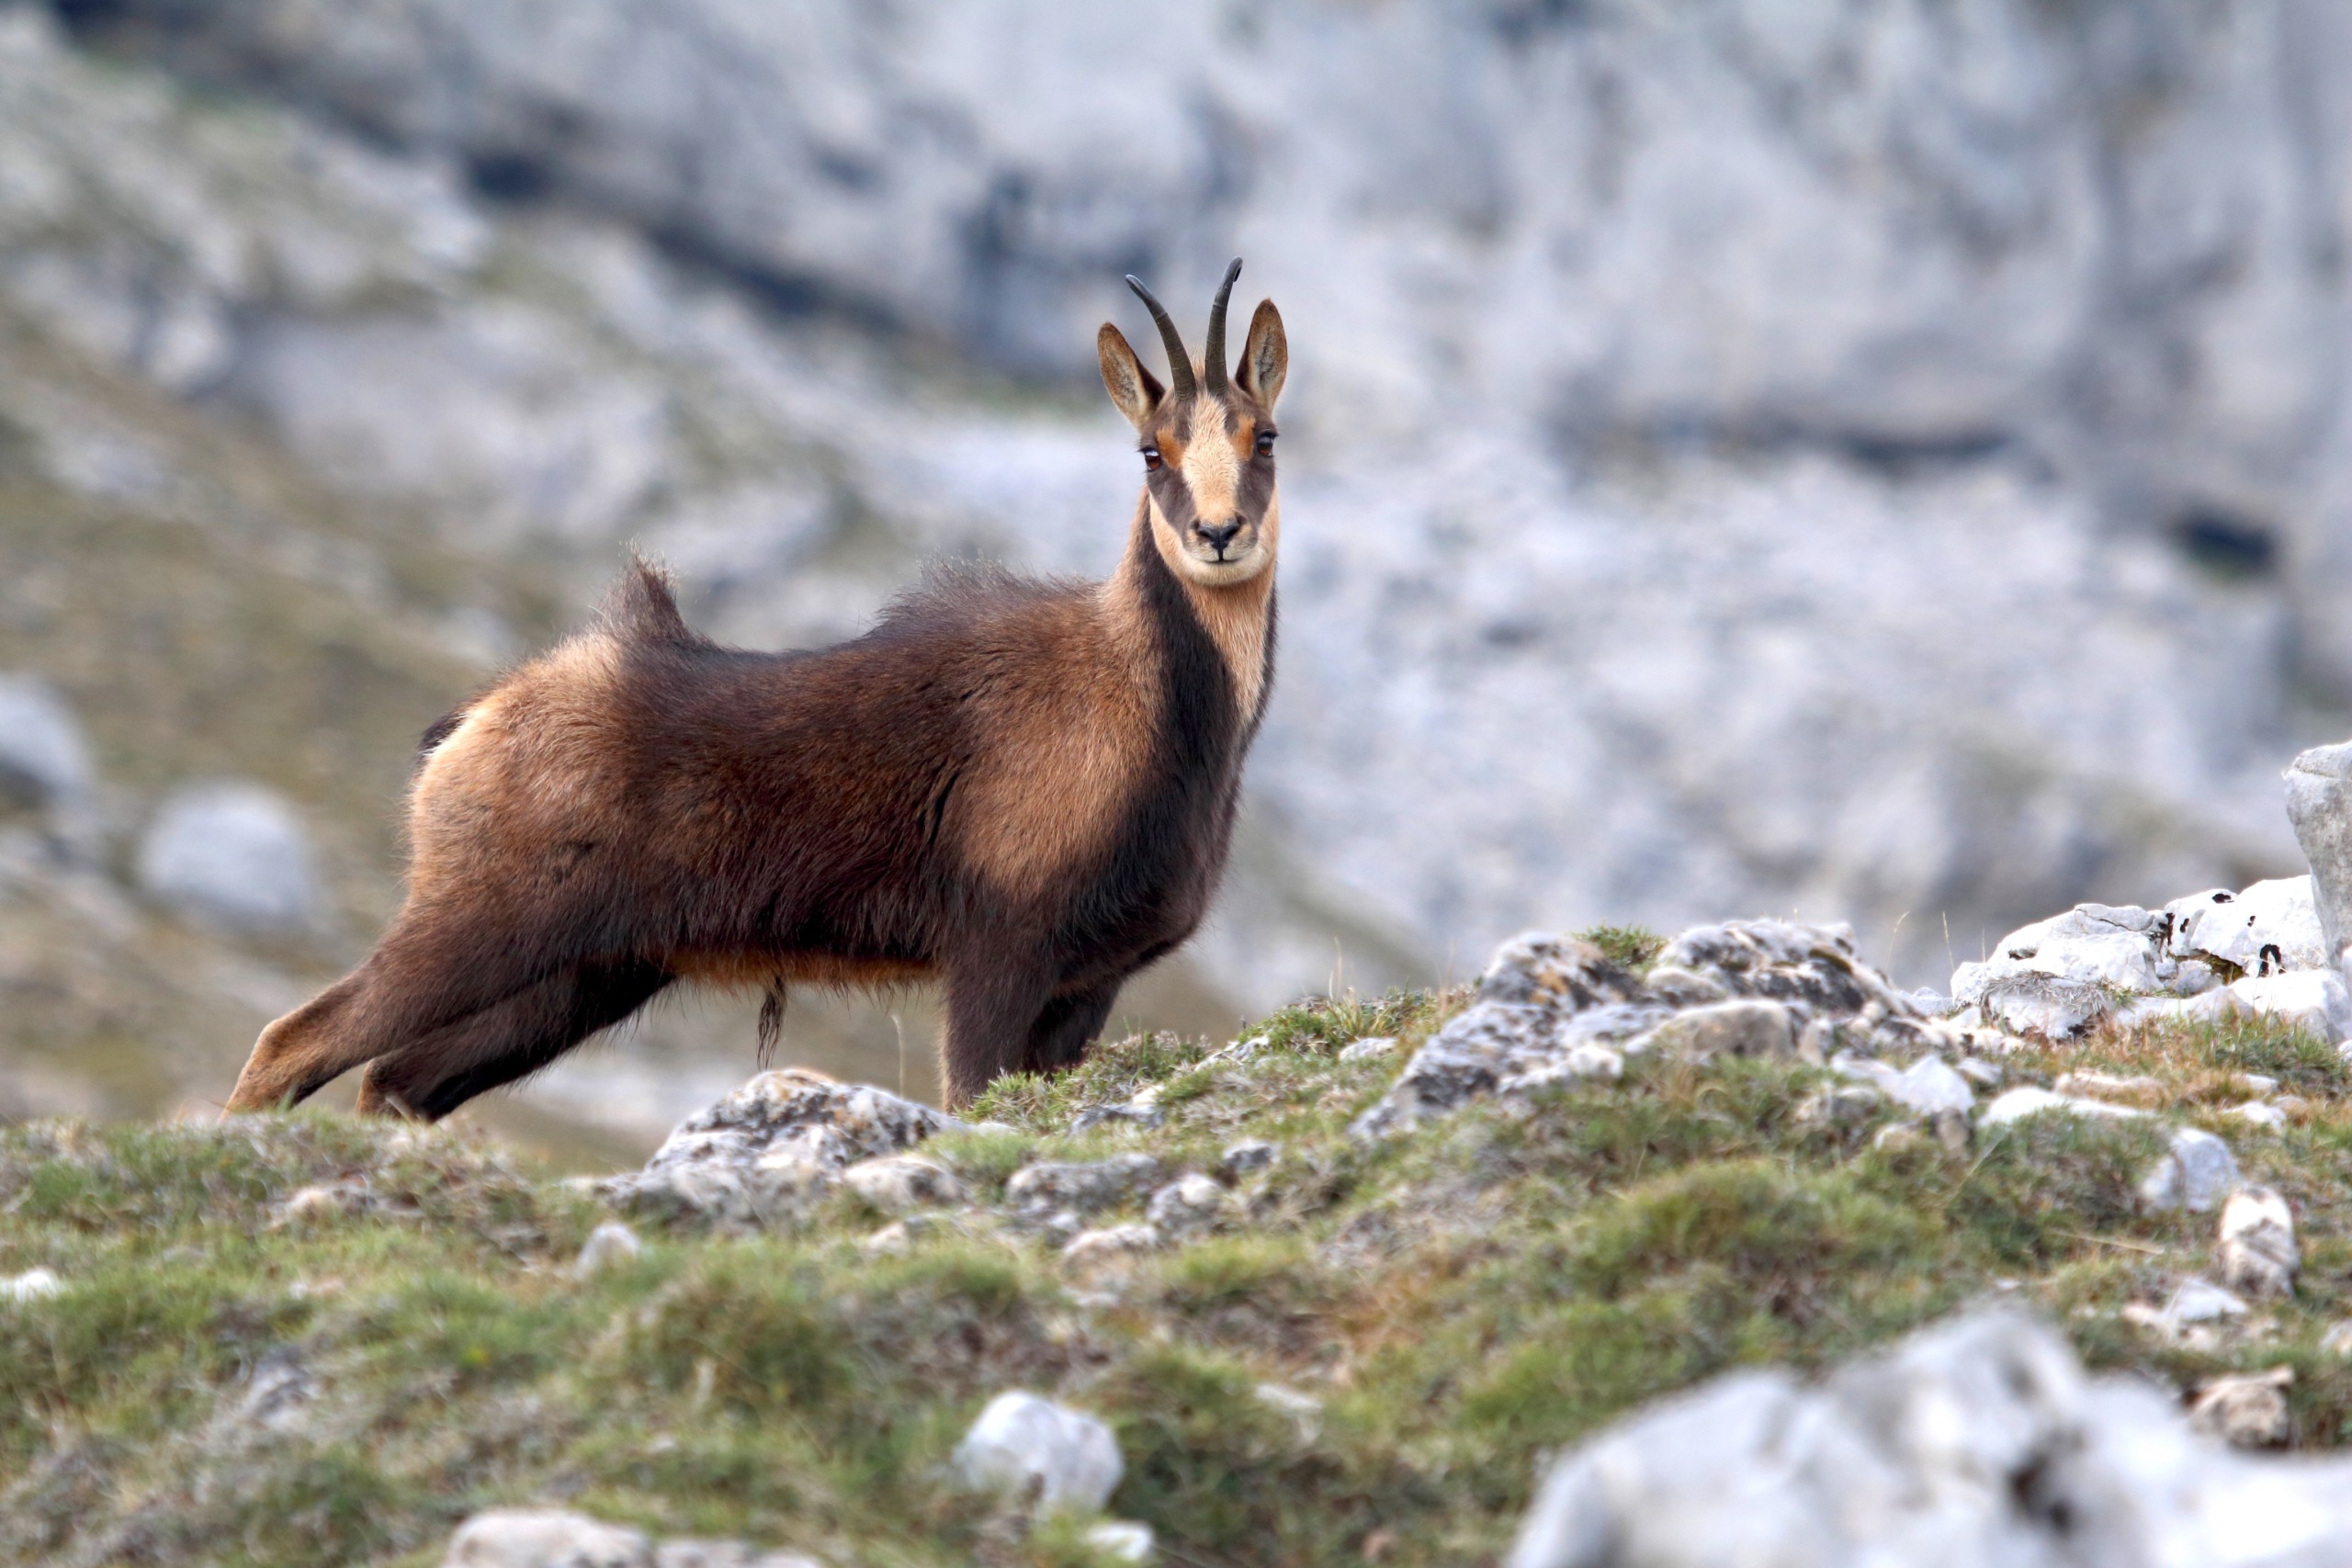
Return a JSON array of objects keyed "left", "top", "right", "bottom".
[{"left": 0, "top": 0, "right": 2346, "bottom": 1164}]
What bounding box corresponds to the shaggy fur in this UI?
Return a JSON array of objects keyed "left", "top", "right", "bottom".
[{"left": 225, "top": 268, "right": 1287, "bottom": 1115}]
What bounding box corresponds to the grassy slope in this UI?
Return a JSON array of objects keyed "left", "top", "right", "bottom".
[{"left": 7, "top": 953, "right": 2352, "bottom": 1567}]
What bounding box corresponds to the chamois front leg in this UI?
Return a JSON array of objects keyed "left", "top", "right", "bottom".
[
  {"left": 941, "top": 958, "right": 1059, "bottom": 1110},
  {"left": 1021, "top": 979, "right": 1123, "bottom": 1076}
]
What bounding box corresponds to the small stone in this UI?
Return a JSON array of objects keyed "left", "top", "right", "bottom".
[
  {"left": 441, "top": 1508, "right": 653, "bottom": 1568},
  {"left": 2165, "top": 1278, "right": 2250, "bottom": 1326},
  {"left": 841, "top": 1155, "right": 965, "bottom": 1215},
  {"left": 2114, "top": 987, "right": 2254, "bottom": 1030},
  {"left": 1979, "top": 1087, "right": 2145, "bottom": 1126},
  {"left": 574, "top": 1221, "right": 642, "bottom": 1276},
  {"left": 1145, "top": 1174, "right": 1227, "bottom": 1235},
  {"left": 2136, "top": 1127, "right": 2239, "bottom": 1213},
  {"left": 1007, "top": 1155, "right": 1159, "bottom": 1214},
  {"left": 2274, "top": 1093, "right": 2310, "bottom": 1115},
  {"left": 2218, "top": 1186, "right": 2299, "bottom": 1299},
  {"left": 0, "top": 1267, "right": 63, "bottom": 1303},
  {"left": 1219, "top": 1139, "right": 1277, "bottom": 1178},
  {"left": 1954, "top": 1057, "right": 2002, "bottom": 1087},
  {"left": 276, "top": 1182, "right": 370, "bottom": 1224},
  {"left": 1084, "top": 1521, "right": 1155, "bottom": 1562},
  {"left": 2052, "top": 1070, "right": 2163, "bottom": 1107},
  {"left": 1338, "top": 1036, "right": 1397, "bottom": 1062},
  {"left": 1069, "top": 1104, "right": 1164, "bottom": 1134},
  {"left": 2228, "top": 1100, "right": 2288, "bottom": 1131},
  {"left": 1061, "top": 1224, "right": 1163, "bottom": 1276},
  {"left": 1871, "top": 1122, "right": 1924, "bottom": 1153},
  {"left": 1253, "top": 1382, "right": 1323, "bottom": 1438},
  {"left": 2234, "top": 1073, "right": 2278, "bottom": 1097},
  {"left": 1645, "top": 999, "right": 1796, "bottom": 1062},
  {"left": 2188, "top": 1367, "right": 2293, "bottom": 1448},
  {"left": 1796, "top": 1083, "right": 1883, "bottom": 1129},
  {"left": 2172, "top": 959, "right": 2222, "bottom": 996},
  {"left": 951, "top": 1391, "right": 1124, "bottom": 1513}
]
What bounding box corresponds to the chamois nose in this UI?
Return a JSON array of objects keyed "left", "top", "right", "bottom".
[{"left": 1197, "top": 520, "right": 1242, "bottom": 554}]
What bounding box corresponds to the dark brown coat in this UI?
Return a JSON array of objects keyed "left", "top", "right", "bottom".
[{"left": 224, "top": 268, "right": 1288, "bottom": 1115}]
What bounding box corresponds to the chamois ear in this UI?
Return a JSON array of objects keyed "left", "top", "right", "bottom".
[
  {"left": 1097, "top": 323, "right": 1165, "bottom": 429},
  {"left": 1236, "top": 299, "right": 1286, "bottom": 410}
]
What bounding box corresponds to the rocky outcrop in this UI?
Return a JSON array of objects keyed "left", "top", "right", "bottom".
[{"left": 1507, "top": 1309, "right": 2352, "bottom": 1568}]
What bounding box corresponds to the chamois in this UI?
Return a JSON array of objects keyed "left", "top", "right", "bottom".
[{"left": 224, "top": 261, "right": 1287, "bottom": 1116}]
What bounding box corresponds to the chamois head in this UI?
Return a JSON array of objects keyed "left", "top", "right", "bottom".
[{"left": 1097, "top": 259, "right": 1288, "bottom": 587}]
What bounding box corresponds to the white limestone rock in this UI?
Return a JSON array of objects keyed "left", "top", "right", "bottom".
[
  {"left": 1006, "top": 1155, "right": 1159, "bottom": 1215},
  {"left": 2188, "top": 1367, "right": 2293, "bottom": 1450},
  {"left": 1082, "top": 1522, "right": 1154, "bottom": 1563},
  {"left": 2218, "top": 1186, "right": 2299, "bottom": 1300},
  {"left": 2114, "top": 987, "right": 2253, "bottom": 1030},
  {"left": 951, "top": 1392, "right": 1123, "bottom": 1514},
  {"left": 1643, "top": 999, "right": 1797, "bottom": 1064},
  {"left": 1144, "top": 1174, "right": 1227, "bottom": 1235},
  {"left": 1836, "top": 1055, "right": 1973, "bottom": 1117},
  {"left": 1973, "top": 975, "right": 2110, "bottom": 1041},
  {"left": 137, "top": 780, "right": 323, "bottom": 936},
  {"left": 2171, "top": 877, "right": 2329, "bottom": 976},
  {"left": 603, "top": 1069, "right": 963, "bottom": 1226},
  {"left": 1060, "top": 1224, "right": 1163, "bottom": 1277},
  {"left": 840, "top": 1155, "right": 964, "bottom": 1215},
  {"left": 2052, "top": 1070, "right": 2162, "bottom": 1106},
  {"left": 1979, "top": 1088, "right": 2143, "bottom": 1127},
  {"left": 0, "top": 1267, "right": 64, "bottom": 1303},
  {"left": 2135, "top": 1127, "right": 2239, "bottom": 1214},
  {"left": 1505, "top": 1308, "right": 2352, "bottom": 1568},
  {"left": 442, "top": 1509, "right": 652, "bottom": 1568},
  {"left": 573, "top": 1221, "right": 641, "bottom": 1276},
  {"left": 2228, "top": 970, "right": 2352, "bottom": 1041},
  {"left": 2287, "top": 740, "right": 2352, "bottom": 963}
]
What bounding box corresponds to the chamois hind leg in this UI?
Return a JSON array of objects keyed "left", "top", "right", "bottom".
[
  {"left": 940, "top": 959, "right": 1058, "bottom": 1110},
  {"left": 1019, "top": 980, "right": 1123, "bottom": 1076},
  {"left": 223, "top": 904, "right": 581, "bottom": 1114},
  {"left": 355, "top": 958, "right": 672, "bottom": 1121}
]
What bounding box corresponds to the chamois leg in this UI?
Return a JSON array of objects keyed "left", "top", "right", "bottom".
[
  {"left": 355, "top": 958, "right": 672, "bottom": 1121},
  {"left": 1020, "top": 980, "right": 1123, "bottom": 1075},
  {"left": 224, "top": 905, "right": 582, "bottom": 1113},
  {"left": 940, "top": 960, "right": 1057, "bottom": 1110}
]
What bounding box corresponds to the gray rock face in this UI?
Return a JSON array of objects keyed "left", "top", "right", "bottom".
[
  {"left": 2287, "top": 741, "right": 2352, "bottom": 963},
  {"left": 602, "top": 1068, "right": 962, "bottom": 1225},
  {"left": 25, "top": 0, "right": 2352, "bottom": 1006},
  {"left": 135, "top": 781, "right": 322, "bottom": 936},
  {"left": 1508, "top": 1308, "right": 2352, "bottom": 1568}
]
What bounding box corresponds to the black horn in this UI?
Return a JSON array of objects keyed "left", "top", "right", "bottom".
[
  {"left": 1203, "top": 257, "right": 1243, "bottom": 395},
  {"left": 1125, "top": 274, "right": 1196, "bottom": 401}
]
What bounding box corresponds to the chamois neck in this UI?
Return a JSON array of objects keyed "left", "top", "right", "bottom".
[{"left": 1103, "top": 491, "right": 1277, "bottom": 728}]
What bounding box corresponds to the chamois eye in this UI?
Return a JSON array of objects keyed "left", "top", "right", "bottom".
[
  {"left": 1142, "top": 447, "right": 1162, "bottom": 470},
  {"left": 1255, "top": 431, "right": 1276, "bottom": 456}
]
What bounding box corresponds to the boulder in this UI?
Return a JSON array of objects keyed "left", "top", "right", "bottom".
[
  {"left": 2171, "top": 877, "right": 2329, "bottom": 976},
  {"left": 136, "top": 780, "right": 322, "bottom": 936},
  {"left": 2285, "top": 739, "right": 2352, "bottom": 963},
  {"left": 1506, "top": 1309, "right": 2352, "bottom": 1568},
  {"left": 951, "top": 1392, "right": 1123, "bottom": 1514}
]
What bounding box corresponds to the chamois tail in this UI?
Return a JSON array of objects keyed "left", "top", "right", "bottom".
[{"left": 597, "top": 552, "right": 699, "bottom": 647}]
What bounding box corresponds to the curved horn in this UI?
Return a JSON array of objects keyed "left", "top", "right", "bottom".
[
  {"left": 1202, "top": 257, "right": 1243, "bottom": 395},
  {"left": 1125, "top": 275, "right": 1196, "bottom": 402}
]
